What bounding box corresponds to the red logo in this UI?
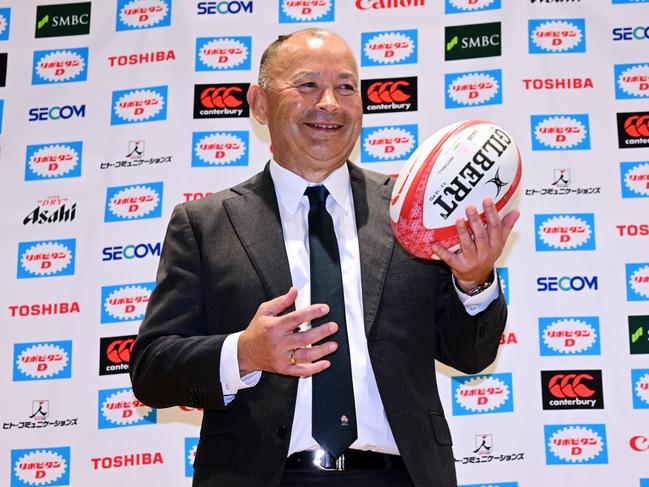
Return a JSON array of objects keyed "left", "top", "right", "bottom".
[
  {"left": 367, "top": 80, "right": 411, "bottom": 103},
  {"left": 616, "top": 224, "right": 649, "bottom": 237},
  {"left": 630, "top": 435, "right": 649, "bottom": 452},
  {"left": 106, "top": 338, "right": 135, "bottom": 364},
  {"left": 200, "top": 86, "right": 243, "bottom": 109},
  {"left": 500, "top": 331, "right": 518, "bottom": 345},
  {"left": 548, "top": 373, "right": 595, "bottom": 399},
  {"left": 523, "top": 78, "right": 593, "bottom": 91},
  {"left": 182, "top": 192, "right": 214, "bottom": 202},
  {"left": 356, "top": 0, "right": 425, "bottom": 10},
  {"left": 624, "top": 114, "right": 649, "bottom": 137},
  {"left": 90, "top": 452, "right": 164, "bottom": 470},
  {"left": 9, "top": 301, "right": 80, "bottom": 317}
]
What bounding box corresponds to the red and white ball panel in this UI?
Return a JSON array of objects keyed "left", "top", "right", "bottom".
[{"left": 390, "top": 120, "right": 522, "bottom": 259}]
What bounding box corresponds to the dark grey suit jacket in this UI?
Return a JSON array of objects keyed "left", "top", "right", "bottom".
[{"left": 130, "top": 163, "right": 507, "bottom": 487}]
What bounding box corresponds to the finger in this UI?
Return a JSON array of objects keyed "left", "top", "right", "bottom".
[
  {"left": 482, "top": 198, "right": 502, "bottom": 243},
  {"left": 279, "top": 304, "right": 331, "bottom": 331},
  {"left": 500, "top": 209, "right": 520, "bottom": 242},
  {"left": 431, "top": 243, "right": 461, "bottom": 269},
  {"left": 293, "top": 341, "right": 338, "bottom": 364},
  {"left": 260, "top": 287, "right": 298, "bottom": 316},
  {"left": 288, "top": 360, "right": 331, "bottom": 378},
  {"left": 455, "top": 216, "right": 476, "bottom": 259},
  {"left": 465, "top": 205, "right": 489, "bottom": 253},
  {"left": 288, "top": 322, "right": 338, "bottom": 348}
]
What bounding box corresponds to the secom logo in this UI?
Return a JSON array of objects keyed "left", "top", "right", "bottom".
[
  {"left": 544, "top": 424, "right": 608, "bottom": 465},
  {"left": 32, "top": 47, "right": 88, "bottom": 84},
  {"left": 361, "top": 124, "right": 417, "bottom": 163},
  {"left": 13, "top": 340, "right": 72, "bottom": 381},
  {"left": 529, "top": 19, "right": 585, "bottom": 54},
  {"left": 445, "top": 69, "right": 502, "bottom": 108},
  {"left": 116, "top": 0, "right": 171, "bottom": 30},
  {"left": 537, "top": 275, "right": 598, "bottom": 292},
  {"left": 17, "top": 239, "right": 76, "bottom": 279},
  {"left": 195, "top": 36, "right": 251, "bottom": 71},
  {"left": 11, "top": 447, "right": 70, "bottom": 486},
  {"left": 531, "top": 114, "right": 590, "bottom": 151},
  {"left": 446, "top": 0, "right": 500, "bottom": 14},
  {"left": 99, "top": 387, "right": 157, "bottom": 428},
  {"left": 361, "top": 30, "right": 417, "bottom": 66},
  {"left": 279, "top": 0, "right": 334, "bottom": 23},
  {"left": 535, "top": 213, "right": 596, "bottom": 251},
  {"left": 452, "top": 372, "right": 514, "bottom": 415},
  {"left": 539, "top": 316, "right": 601, "bottom": 356},
  {"left": 192, "top": 131, "right": 249, "bottom": 167}
]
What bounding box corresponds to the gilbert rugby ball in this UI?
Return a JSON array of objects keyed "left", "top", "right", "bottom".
[{"left": 390, "top": 120, "right": 522, "bottom": 258}]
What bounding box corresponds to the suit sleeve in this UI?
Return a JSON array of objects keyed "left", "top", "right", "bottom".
[
  {"left": 434, "top": 268, "right": 507, "bottom": 374},
  {"left": 129, "top": 204, "right": 231, "bottom": 410}
]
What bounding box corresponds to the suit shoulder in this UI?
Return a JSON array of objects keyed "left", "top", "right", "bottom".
[{"left": 348, "top": 162, "right": 395, "bottom": 189}]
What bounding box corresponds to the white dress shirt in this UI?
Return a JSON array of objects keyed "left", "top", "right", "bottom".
[{"left": 218, "top": 160, "right": 499, "bottom": 455}]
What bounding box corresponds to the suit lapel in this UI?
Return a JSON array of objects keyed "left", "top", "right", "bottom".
[
  {"left": 349, "top": 164, "right": 395, "bottom": 336},
  {"left": 223, "top": 165, "right": 294, "bottom": 302}
]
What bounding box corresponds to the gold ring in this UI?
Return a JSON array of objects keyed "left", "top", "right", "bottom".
[{"left": 289, "top": 349, "right": 297, "bottom": 366}]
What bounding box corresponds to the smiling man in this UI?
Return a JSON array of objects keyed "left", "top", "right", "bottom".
[{"left": 130, "top": 29, "right": 518, "bottom": 487}]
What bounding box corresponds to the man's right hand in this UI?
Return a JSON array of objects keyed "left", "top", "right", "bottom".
[{"left": 237, "top": 287, "right": 339, "bottom": 377}]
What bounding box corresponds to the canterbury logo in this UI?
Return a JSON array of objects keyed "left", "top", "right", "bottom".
[
  {"left": 367, "top": 80, "right": 410, "bottom": 104},
  {"left": 548, "top": 373, "right": 596, "bottom": 399},
  {"left": 624, "top": 114, "right": 649, "bottom": 137},
  {"left": 106, "top": 338, "right": 135, "bottom": 364},
  {"left": 200, "top": 86, "right": 243, "bottom": 109}
]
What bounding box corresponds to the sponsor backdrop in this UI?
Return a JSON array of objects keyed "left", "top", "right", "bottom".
[{"left": 0, "top": 0, "right": 648, "bottom": 486}]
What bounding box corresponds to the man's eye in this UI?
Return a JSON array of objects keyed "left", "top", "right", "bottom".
[
  {"left": 300, "top": 82, "right": 317, "bottom": 89},
  {"left": 339, "top": 84, "right": 356, "bottom": 92}
]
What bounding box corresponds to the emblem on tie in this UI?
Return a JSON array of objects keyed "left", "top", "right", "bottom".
[{"left": 340, "top": 415, "right": 349, "bottom": 427}]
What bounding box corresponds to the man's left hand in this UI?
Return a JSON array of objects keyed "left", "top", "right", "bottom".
[{"left": 431, "top": 197, "right": 519, "bottom": 292}]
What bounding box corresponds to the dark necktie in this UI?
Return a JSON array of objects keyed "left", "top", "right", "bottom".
[{"left": 305, "top": 185, "right": 358, "bottom": 460}]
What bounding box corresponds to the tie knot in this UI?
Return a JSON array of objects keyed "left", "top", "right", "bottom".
[{"left": 305, "top": 185, "right": 329, "bottom": 206}]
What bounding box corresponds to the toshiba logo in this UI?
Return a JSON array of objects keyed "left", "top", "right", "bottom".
[
  {"left": 361, "top": 76, "right": 417, "bottom": 114},
  {"left": 91, "top": 452, "right": 164, "bottom": 469}
]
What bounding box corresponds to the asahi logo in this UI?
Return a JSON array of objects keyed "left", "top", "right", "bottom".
[
  {"left": 529, "top": 19, "right": 586, "bottom": 53},
  {"left": 279, "top": 0, "right": 334, "bottom": 23},
  {"left": 35, "top": 2, "right": 91, "bottom": 38},
  {"left": 361, "top": 29, "right": 417, "bottom": 66},
  {"left": 541, "top": 370, "right": 604, "bottom": 410},
  {"left": 361, "top": 125, "right": 417, "bottom": 162},
  {"left": 23, "top": 196, "right": 76, "bottom": 225},
  {"left": 195, "top": 37, "right": 251, "bottom": 71},
  {"left": 32, "top": 48, "right": 88, "bottom": 84},
  {"left": 192, "top": 131, "right": 249, "bottom": 166},
  {"left": 193, "top": 83, "right": 249, "bottom": 118},
  {"left": 615, "top": 63, "right": 649, "bottom": 99},
  {"left": 116, "top": 0, "right": 171, "bottom": 31},
  {"left": 445, "top": 22, "right": 501, "bottom": 61},
  {"left": 361, "top": 77, "right": 417, "bottom": 114},
  {"left": 111, "top": 85, "right": 168, "bottom": 125},
  {"left": 13, "top": 341, "right": 72, "bottom": 381}
]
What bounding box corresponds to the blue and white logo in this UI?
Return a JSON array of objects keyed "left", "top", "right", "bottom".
[
  {"left": 446, "top": 0, "right": 500, "bottom": 14},
  {"left": 613, "top": 0, "right": 649, "bottom": 3},
  {"left": 537, "top": 275, "right": 598, "bottom": 292},
  {"left": 192, "top": 131, "right": 249, "bottom": 167},
  {"left": 615, "top": 63, "right": 649, "bottom": 99},
  {"left": 25, "top": 141, "right": 82, "bottom": 181},
  {"left": 497, "top": 267, "right": 509, "bottom": 304},
  {"left": 445, "top": 69, "right": 502, "bottom": 109},
  {"left": 535, "top": 213, "right": 596, "bottom": 251},
  {"left": 101, "top": 281, "right": 155, "bottom": 323},
  {"left": 11, "top": 447, "right": 70, "bottom": 486},
  {"left": 627, "top": 263, "right": 649, "bottom": 301},
  {"left": 13, "top": 340, "right": 72, "bottom": 381},
  {"left": 279, "top": 0, "right": 334, "bottom": 23},
  {"left": 105, "top": 182, "right": 163, "bottom": 222},
  {"left": 111, "top": 85, "right": 167, "bottom": 125},
  {"left": 185, "top": 437, "right": 199, "bottom": 477},
  {"left": 99, "top": 387, "right": 157, "bottom": 428},
  {"left": 632, "top": 369, "right": 649, "bottom": 409},
  {"left": 195, "top": 36, "right": 251, "bottom": 71},
  {"left": 531, "top": 114, "right": 590, "bottom": 151},
  {"left": 641, "top": 479, "right": 649, "bottom": 487},
  {"left": 544, "top": 424, "right": 608, "bottom": 464},
  {"left": 116, "top": 0, "right": 171, "bottom": 31},
  {"left": 539, "top": 316, "right": 601, "bottom": 356},
  {"left": 452, "top": 372, "right": 514, "bottom": 416},
  {"left": 361, "top": 124, "right": 417, "bottom": 163},
  {"left": 529, "top": 19, "right": 586, "bottom": 54},
  {"left": 361, "top": 30, "right": 417, "bottom": 67},
  {"left": 17, "top": 239, "right": 76, "bottom": 279},
  {"left": 459, "top": 484, "right": 516, "bottom": 487},
  {"left": 32, "top": 48, "right": 88, "bottom": 84},
  {"left": 0, "top": 8, "right": 10, "bottom": 41},
  {"left": 621, "top": 162, "right": 649, "bottom": 198}
]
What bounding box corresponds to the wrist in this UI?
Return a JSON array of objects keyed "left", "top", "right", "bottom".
[{"left": 456, "top": 271, "right": 495, "bottom": 296}]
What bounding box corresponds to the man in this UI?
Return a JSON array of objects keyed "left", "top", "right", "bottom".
[{"left": 130, "top": 28, "right": 519, "bottom": 487}]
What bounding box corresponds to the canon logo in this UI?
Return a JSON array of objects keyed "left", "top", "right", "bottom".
[
  {"left": 356, "top": 0, "right": 424, "bottom": 9},
  {"left": 617, "top": 224, "right": 649, "bottom": 236},
  {"left": 548, "top": 373, "right": 595, "bottom": 399},
  {"left": 90, "top": 452, "right": 164, "bottom": 470},
  {"left": 631, "top": 435, "right": 649, "bottom": 452}
]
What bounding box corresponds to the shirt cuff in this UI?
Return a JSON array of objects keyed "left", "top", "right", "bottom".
[
  {"left": 220, "top": 331, "right": 262, "bottom": 398},
  {"left": 453, "top": 271, "right": 500, "bottom": 316}
]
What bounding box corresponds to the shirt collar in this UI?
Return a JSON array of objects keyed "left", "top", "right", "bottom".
[{"left": 269, "top": 159, "right": 351, "bottom": 215}]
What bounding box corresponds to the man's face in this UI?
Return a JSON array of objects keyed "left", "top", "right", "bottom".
[{"left": 249, "top": 33, "right": 362, "bottom": 181}]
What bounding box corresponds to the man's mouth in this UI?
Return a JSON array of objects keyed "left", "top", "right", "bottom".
[{"left": 305, "top": 122, "right": 343, "bottom": 131}]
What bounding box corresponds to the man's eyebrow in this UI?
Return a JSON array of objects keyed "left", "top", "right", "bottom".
[{"left": 291, "top": 70, "right": 358, "bottom": 80}]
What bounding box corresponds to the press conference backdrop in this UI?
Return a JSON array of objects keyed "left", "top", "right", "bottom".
[{"left": 1, "top": 1, "right": 648, "bottom": 486}]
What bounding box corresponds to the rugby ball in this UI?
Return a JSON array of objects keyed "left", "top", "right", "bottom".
[{"left": 390, "top": 120, "right": 522, "bottom": 258}]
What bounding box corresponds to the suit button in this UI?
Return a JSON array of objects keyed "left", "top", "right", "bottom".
[{"left": 276, "top": 425, "right": 288, "bottom": 439}]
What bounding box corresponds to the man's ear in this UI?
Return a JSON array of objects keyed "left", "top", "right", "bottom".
[{"left": 247, "top": 84, "right": 268, "bottom": 125}]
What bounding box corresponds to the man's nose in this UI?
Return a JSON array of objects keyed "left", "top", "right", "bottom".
[{"left": 315, "top": 87, "right": 340, "bottom": 112}]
